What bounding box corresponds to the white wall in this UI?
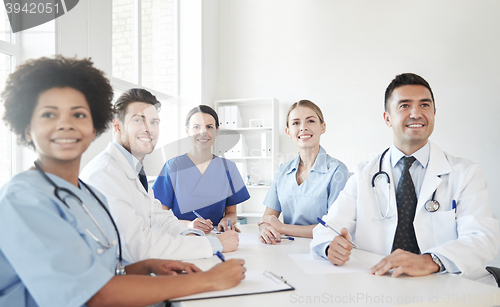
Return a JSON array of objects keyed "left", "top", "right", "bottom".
[
  {"left": 14, "top": 20, "right": 57, "bottom": 173},
  {"left": 12, "top": 0, "right": 500, "bottom": 264},
  {"left": 12, "top": 0, "right": 213, "bottom": 174},
  {"left": 178, "top": 0, "right": 203, "bottom": 116},
  {"left": 56, "top": 0, "right": 113, "bottom": 169},
  {"left": 214, "top": 0, "right": 500, "bottom": 263},
  {"left": 177, "top": 0, "right": 219, "bottom": 125}
]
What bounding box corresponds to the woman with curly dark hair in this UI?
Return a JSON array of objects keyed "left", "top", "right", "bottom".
[{"left": 0, "top": 56, "right": 245, "bottom": 307}]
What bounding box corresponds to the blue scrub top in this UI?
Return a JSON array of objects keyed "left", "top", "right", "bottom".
[
  {"left": 0, "top": 171, "right": 117, "bottom": 307},
  {"left": 263, "top": 146, "right": 350, "bottom": 225},
  {"left": 153, "top": 154, "right": 250, "bottom": 225}
]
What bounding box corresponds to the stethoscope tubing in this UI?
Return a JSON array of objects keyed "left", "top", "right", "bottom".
[
  {"left": 34, "top": 161, "right": 124, "bottom": 266},
  {"left": 372, "top": 148, "right": 440, "bottom": 218}
]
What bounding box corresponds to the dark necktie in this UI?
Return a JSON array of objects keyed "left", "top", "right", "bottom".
[
  {"left": 138, "top": 166, "right": 148, "bottom": 192},
  {"left": 392, "top": 156, "right": 420, "bottom": 254}
]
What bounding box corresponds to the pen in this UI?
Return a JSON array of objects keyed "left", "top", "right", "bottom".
[
  {"left": 227, "top": 218, "right": 231, "bottom": 230},
  {"left": 192, "top": 210, "right": 203, "bottom": 219},
  {"left": 193, "top": 210, "right": 216, "bottom": 231},
  {"left": 280, "top": 236, "right": 294, "bottom": 241},
  {"left": 452, "top": 200, "right": 457, "bottom": 213},
  {"left": 316, "top": 217, "right": 358, "bottom": 249},
  {"left": 215, "top": 251, "right": 225, "bottom": 262}
]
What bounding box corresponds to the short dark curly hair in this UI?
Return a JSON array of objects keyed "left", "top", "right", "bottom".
[{"left": 1, "top": 56, "right": 114, "bottom": 147}]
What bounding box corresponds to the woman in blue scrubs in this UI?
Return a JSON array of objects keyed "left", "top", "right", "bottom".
[
  {"left": 0, "top": 57, "right": 245, "bottom": 307},
  {"left": 259, "top": 100, "right": 350, "bottom": 244},
  {"left": 153, "top": 106, "right": 250, "bottom": 234}
]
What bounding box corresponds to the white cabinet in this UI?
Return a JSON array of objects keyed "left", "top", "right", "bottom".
[{"left": 214, "top": 98, "right": 279, "bottom": 222}]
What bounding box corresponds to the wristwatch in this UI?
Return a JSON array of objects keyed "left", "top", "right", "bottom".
[{"left": 428, "top": 253, "right": 445, "bottom": 273}]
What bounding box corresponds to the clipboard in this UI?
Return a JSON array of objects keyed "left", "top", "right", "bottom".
[{"left": 169, "top": 270, "right": 295, "bottom": 302}]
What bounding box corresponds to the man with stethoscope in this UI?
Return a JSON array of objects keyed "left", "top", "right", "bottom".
[{"left": 311, "top": 73, "right": 500, "bottom": 284}]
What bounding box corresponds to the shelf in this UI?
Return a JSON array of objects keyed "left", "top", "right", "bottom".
[{"left": 216, "top": 97, "right": 279, "bottom": 222}]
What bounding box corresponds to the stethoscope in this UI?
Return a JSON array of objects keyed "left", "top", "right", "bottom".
[
  {"left": 34, "top": 161, "right": 126, "bottom": 275},
  {"left": 371, "top": 148, "right": 440, "bottom": 220}
]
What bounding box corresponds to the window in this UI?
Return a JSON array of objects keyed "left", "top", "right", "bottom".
[
  {"left": 0, "top": 5, "right": 17, "bottom": 187},
  {"left": 112, "top": 0, "right": 177, "bottom": 95},
  {"left": 112, "top": 0, "right": 179, "bottom": 153},
  {"left": 0, "top": 53, "right": 12, "bottom": 187}
]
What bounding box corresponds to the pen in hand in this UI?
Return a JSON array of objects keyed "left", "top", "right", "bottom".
[
  {"left": 227, "top": 218, "right": 231, "bottom": 231},
  {"left": 216, "top": 251, "right": 226, "bottom": 262},
  {"left": 316, "top": 217, "right": 358, "bottom": 249},
  {"left": 193, "top": 210, "right": 203, "bottom": 219},
  {"left": 192, "top": 210, "right": 215, "bottom": 233}
]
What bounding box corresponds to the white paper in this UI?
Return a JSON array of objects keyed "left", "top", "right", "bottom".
[
  {"left": 170, "top": 270, "right": 293, "bottom": 302},
  {"left": 349, "top": 249, "right": 385, "bottom": 267},
  {"left": 238, "top": 232, "right": 263, "bottom": 245},
  {"left": 288, "top": 253, "right": 370, "bottom": 275}
]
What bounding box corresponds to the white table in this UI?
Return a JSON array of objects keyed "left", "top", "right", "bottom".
[{"left": 173, "top": 225, "right": 500, "bottom": 306}]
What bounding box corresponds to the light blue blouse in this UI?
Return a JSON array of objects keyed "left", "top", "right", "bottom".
[
  {"left": 0, "top": 171, "right": 117, "bottom": 307},
  {"left": 263, "top": 146, "right": 350, "bottom": 225}
]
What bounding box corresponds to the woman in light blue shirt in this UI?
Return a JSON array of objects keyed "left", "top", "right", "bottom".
[
  {"left": 0, "top": 56, "right": 245, "bottom": 307},
  {"left": 259, "top": 100, "right": 349, "bottom": 244}
]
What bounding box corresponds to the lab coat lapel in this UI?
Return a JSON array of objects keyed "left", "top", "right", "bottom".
[
  {"left": 108, "top": 143, "right": 150, "bottom": 197},
  {"left": 384, "top": 148, "right": 398, "bottom": 218},
  {"left": 415, "top": 142, "right": 452, "bottom": 218},
  {"left": 370, "top": 149, "right": 397, "bottom": 219}
]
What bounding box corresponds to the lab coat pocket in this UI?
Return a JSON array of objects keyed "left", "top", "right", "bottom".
[{"left": 431, "top": 210, "right": 457, "bottom": 244}]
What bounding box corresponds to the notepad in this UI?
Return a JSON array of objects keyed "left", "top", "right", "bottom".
[{"left": 169, "top": 270, "right": 294, "bottom": 302}]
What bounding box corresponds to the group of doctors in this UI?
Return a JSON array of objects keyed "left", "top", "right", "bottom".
[
  {"left": 260, "top": 74, "right": 499, "bottom": 285},
  {"left": 79, "top": 90, "right": 243, "bottom": 262},
  {"left": 0, "top": 54, "right": 499, "bottom": 307},
  {"left": 310, "top": 74, "right": 499, "bottom": 284},
  {"left": 0, "top": 57, "right": 245, "bottom": 307}
]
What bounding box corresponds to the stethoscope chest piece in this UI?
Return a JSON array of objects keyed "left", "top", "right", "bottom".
[
  {"left": 425, "top": 200, "right": 440, "bottom": 212},
  {"left": 372, "top": 148, "right": 442, "bottom": 215}
]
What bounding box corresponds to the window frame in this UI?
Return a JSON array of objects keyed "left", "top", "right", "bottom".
[
  {"left": 111, "top": 0, "right": 179, "bottom": 98},
  {"left": 0, "top": 30, "right": 21, "bottom": 178}
]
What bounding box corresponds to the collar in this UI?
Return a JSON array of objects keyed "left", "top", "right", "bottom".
[
  {"left": 285, "top": 146, "right": 329, "bottom": 175},
  {"left": 390, "top": 142, "right": 430, "bottom": 169},
  {"left": 113, "top": 142, "right": 144, "bottom": 176}
]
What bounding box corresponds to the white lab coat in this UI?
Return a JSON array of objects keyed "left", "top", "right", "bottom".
[
  {"left": 311, "top": 142, "right": 500, "bottom": 281},
  {"left": 80, "top": 143, "right": 213, "bottom": 262}
]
